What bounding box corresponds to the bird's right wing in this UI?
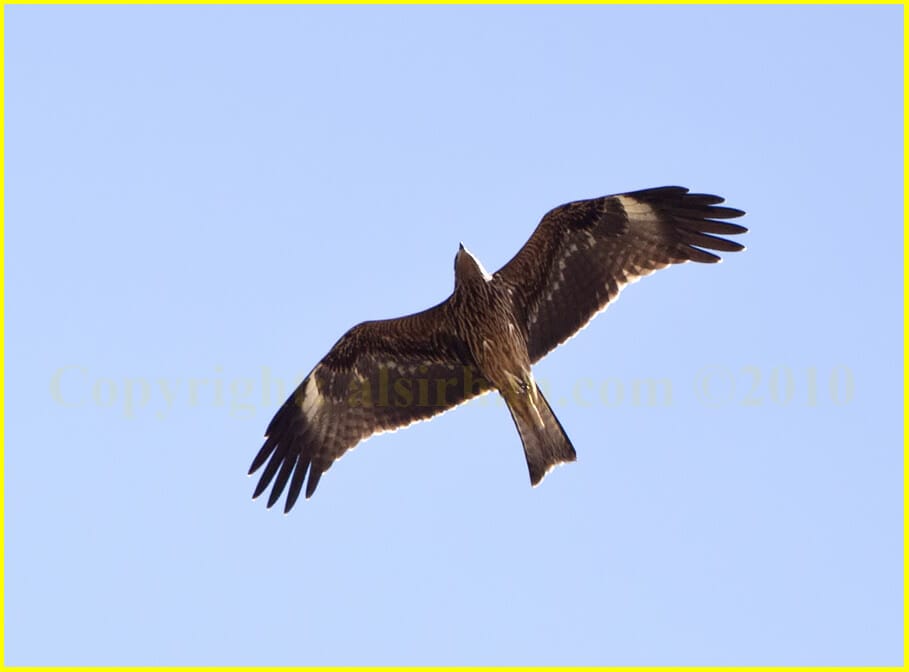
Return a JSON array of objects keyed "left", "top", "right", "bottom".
[
  {"left": 493, "top": 186, "right": 747, "bottom": 363},
  {"left": 248, "top": 302, "right": 492, "bottom": 512}
]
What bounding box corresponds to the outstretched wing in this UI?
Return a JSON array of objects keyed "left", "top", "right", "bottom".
[
  {"left": 493, "top": 186, "right": 747, "bottom": 363},
  {"left": 248, "top": 302, "right": 491, "bottom": 512}
]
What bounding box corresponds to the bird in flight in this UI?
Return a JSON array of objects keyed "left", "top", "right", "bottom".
[{"left": 249, "top": 186, "right": 746, "bottom": 512}]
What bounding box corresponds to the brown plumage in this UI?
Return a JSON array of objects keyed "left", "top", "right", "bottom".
[{"left": 249, "top": 186, "right": 747, "bottom": 512}]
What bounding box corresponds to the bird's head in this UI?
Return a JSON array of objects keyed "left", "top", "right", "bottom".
[{"left": 454, "top": 243, "right": 492, "bottom": 288}]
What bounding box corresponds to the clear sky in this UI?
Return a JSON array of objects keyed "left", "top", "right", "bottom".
[{"left": 5, "top": 4, "right": 902, "bottom": 666}]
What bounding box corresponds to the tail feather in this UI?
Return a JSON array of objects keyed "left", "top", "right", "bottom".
[{"left": 507, "top": 385, "right": 577, "bottom": 485}]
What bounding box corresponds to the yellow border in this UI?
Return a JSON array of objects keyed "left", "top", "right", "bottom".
[
  {"left": 1, "top": 5, "right": 6, "bottom": 667},
  {"left": 893, "top": 6, "right": 908, "bottom": 669},
  {"left": 0, "top": 2, "right": 903, "bottom": 670},
  {"left": 0, "top": 0, "right": 905, "bottom": 3}
]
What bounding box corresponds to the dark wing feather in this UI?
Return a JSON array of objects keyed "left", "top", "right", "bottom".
[
  {"left": 249, "top": 302, "right": 491, "bottom": 512},
  {"left": 493, "top": 186, "right": 746, "bottom": 363}
]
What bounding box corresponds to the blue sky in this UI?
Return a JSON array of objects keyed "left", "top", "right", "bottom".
[{"left": 5, "top": 4, "right": 902, "bottom": 665}]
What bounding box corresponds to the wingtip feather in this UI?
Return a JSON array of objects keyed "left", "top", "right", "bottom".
[
  {"left": 284, "top": 457, "right": 310, "bottom": 513},
  {"left": 248, "top": 435, "right": 278, "bottom": 475},
  {"left": 305, "top": 467, "right": 325, "bottom": 499}
]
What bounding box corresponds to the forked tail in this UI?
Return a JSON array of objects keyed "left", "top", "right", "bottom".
[{"left": 506, "top": 385, "right": 577, "bottom": 485}]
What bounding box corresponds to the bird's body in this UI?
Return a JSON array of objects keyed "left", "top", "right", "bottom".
[
  {"left": 250, "top": 186, "right": 747, "bottom": 512},
  {"left": 453, "top": 245, "right": 529, "bottom": 394},
  {"left": 451, "top": 244, "right": 577, "bottom": 484}
]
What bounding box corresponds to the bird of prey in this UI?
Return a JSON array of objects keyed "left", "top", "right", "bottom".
[{"left": 249, "top": 186, "right": 746, "bottom": 512}]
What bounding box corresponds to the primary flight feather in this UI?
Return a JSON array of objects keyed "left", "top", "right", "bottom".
[{"left": 249, "top": 186, "right": 747, "bottom": 512}]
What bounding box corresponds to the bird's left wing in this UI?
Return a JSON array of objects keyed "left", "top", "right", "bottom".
[
  {"left": 493, "top": 186, "right": 747, "bottom": 363},
  {"left": 248, "top": 302, "right": 491, "bottom": 512}
]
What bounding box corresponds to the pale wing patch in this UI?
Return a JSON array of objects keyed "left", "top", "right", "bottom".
[
  {"left": 616, "top": 195, "right": 670, "bottom": 247},
  {"left": 299, "top": 373, "right": 325, "bottom": 419},
  {"left": 615, "top": 194, "right": 655, "bottom": 221}
]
